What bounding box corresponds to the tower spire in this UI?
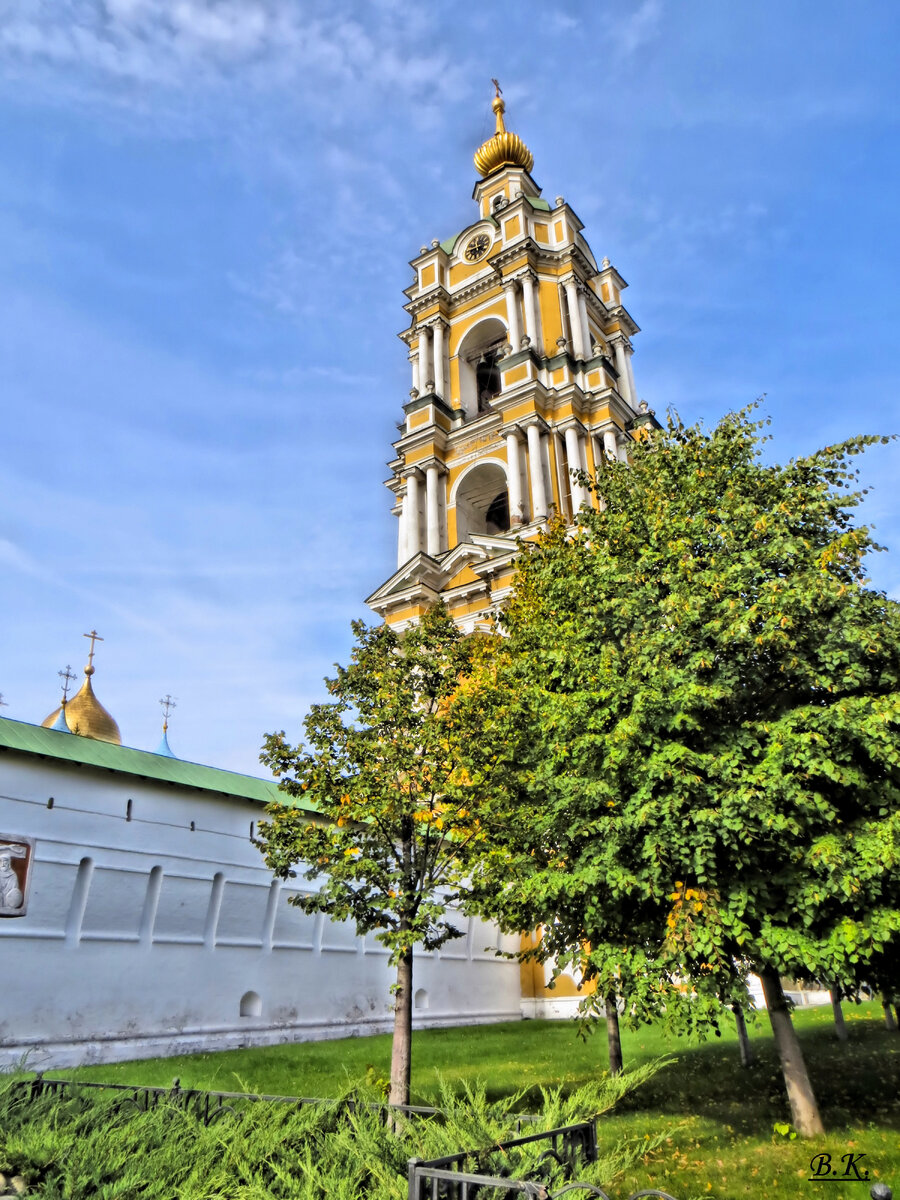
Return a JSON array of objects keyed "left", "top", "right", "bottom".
[
  {"left": 490, "top": 79, "right": 506, "bottom": 133},
  {"left": 474, "top": 79, "right": 533, "bottom": 177}
]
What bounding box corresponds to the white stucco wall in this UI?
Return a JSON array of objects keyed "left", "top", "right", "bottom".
[{"left": 0, "top": 746, "right": 523, "bottom": 1069}]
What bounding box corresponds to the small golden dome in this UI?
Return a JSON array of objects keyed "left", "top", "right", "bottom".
[
  {"left": 474, "top": 86, "right": 534, "bottom": 178},
  {"left": 43, "top": 664, "right": 121, "bottom": 745}
]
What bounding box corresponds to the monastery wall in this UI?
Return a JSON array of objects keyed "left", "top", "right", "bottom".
[{"left": 0, "top": 745, "right": 523, "bottom": 1070}]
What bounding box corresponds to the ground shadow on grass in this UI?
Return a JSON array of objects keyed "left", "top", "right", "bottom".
[
  {"left": 444, "top": 1010, "right": 900, "bottom": 1138},
  {"left": 611, "top": 1017, "right": 900, "bottom": 1135}
]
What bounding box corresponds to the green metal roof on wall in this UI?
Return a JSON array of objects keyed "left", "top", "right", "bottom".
[{"left": 0, "top": 716, "right": 313, "bottom": 812}]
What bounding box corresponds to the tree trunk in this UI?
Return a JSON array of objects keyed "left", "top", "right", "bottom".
[
  {"left": 881, "top": 997, "right": 897, "bottom": 1031},
  {"left": 604, "top": 991, "right": 623, "bottom": 1076},
  {"left": 830, "top": 985, "right": 848, "bottom": 1042},
  {"left": 759, "top": 967, "right": 824, "bottom": 1137},
  {"left": 734, "top": 1003, "right": 754, "bottom": 1067},
  {"left": 893, "top": 1003, "right": 900, "bottom": 1031},
  {"left": 389, "top": 947, "right": 414, "bottom": 1107}
]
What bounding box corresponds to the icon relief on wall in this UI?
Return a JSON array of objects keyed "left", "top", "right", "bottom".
[{"left": 0, "top": 837, "right": 35, "bottom": 918}]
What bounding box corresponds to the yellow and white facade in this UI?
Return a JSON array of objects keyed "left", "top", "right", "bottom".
[{"left": 368, "top": 88, "right": 658, "bottom": 632}]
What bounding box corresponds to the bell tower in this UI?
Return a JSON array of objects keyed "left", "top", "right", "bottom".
[{"left": 368, "top": 86, "right": 655, "bottom": 631}]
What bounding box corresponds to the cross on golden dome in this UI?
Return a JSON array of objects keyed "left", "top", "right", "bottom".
[
  {"left": 41, "top": 631, "right": 121, "bottom": 744},
  {"left": 83, "top": 629, "right": 103, "bottom": 674}
]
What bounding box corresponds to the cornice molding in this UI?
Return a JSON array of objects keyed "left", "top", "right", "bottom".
[
  {"left": 402, "top": 391, "right": 455, "bottom": 419},
  {"left": 403, "top": 284, "right": 449, "bottom": 316},
  {"left": 416, "top": 455, "right": 449, "bottom": 475},
  {"left": 419, "top": 313, "right": 449, "bottom": 332},
  {"left": 606, "top": 304, "right": 640, "bottom": 337},
  {"left": 446, "top": 409, "right": 502, "bottom": 448},
  {"left": 392, "top": 425, "right": 451, "bottom": 462},
  {"left": 556, "top": 415, "right": 588, "bottom": 436}
]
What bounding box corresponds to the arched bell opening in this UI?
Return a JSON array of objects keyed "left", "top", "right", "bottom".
[
  {"left": 454, "top": 461, "right": 510, "bottom": 543},
  {"left": 457, "top": 317, "right": 508, "bottom": 419}
]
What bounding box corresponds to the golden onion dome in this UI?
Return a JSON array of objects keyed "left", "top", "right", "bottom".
[
  {"left": 474, "top": 88, "right": 534, "bottom": 178},
  {"left": 43, "top": 665, "right": 121, "bottom": 744}
]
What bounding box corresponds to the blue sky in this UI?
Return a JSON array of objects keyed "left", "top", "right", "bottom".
[{"left": 1, "top": 0, "right": 898, "bottom": 775}]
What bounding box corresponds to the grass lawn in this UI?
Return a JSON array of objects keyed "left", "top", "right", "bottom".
[{"left": 50, "top": 1001, "right": 899, "bottom": 1199}]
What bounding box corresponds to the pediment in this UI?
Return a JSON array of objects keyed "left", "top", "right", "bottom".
[
  {"left": 469, "top": 532, "right": 519, "bottom": 553},
  {"left": 444, "top": 564, "right": 480, "bottom": 591},
  {"left": 367, "top": 535, "right": 521, "bottom": 610},
  {"left": 365, "top": 553, "right": 443, "bottom": 605},
  {"left": 438, "top": 533, "right": 515, "bottom": 575}
]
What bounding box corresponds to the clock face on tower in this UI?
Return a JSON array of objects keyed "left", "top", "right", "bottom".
[{"left": 464, "top": 232, "right": 491, "bottom": 262}]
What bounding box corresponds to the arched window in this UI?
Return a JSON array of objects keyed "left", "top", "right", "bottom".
[
  {"left": 457, "top": 317, "right": 508, "bottom": 419},
  {"left": 475, "top": 352, "right": 502, "bottom": 413},
  {"left": 240, "top": 990, "right": 262, "bottom": 1018},
  {"left": 485, "top": 491, "right": 510, "bottom": 532},
  {"left": 414, "top": 988, "right": 429, "bottom": 1010},
  {"left": 454, "top": 461, "right": 510, "bottom": 543}
]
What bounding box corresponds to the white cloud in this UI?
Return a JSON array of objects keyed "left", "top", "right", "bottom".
[
  {"left": 0, "top": 0, "right": 464, "bottom": 106},
  {"left": 0, "top": 538, "right": 45, "bottom": 578},
  {"left": 549, "top": 11, "right": 580, "bottom": 33},
  {"left": 609, "top": 0, "right": 663, "bottom": 59}
]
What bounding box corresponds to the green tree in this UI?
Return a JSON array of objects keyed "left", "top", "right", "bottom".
[
  {"left": 462, "top": 406, "right": 900, "bottom": 1136},
  {"left": 257, "top": 606, "right": 493, "bottom": 1107}
]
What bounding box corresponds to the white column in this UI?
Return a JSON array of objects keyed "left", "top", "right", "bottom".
[
  {"left": 612, "top": 338, "right": 635, "bottom": 407},
  {"left": 397, "top": 494, "right": 407, "bottom": 567},
  {"left": 425, "top": 465, "right": 442, "bottom": 556},
  {"left": 526, "top": 422, "right": 548, "bottom": 521},
  {"left": 625, "top": 346, "right": 638, "bottom": 412},
  {"left": 564, "top": 277, "right": 586, "bottom": 359},
  {"left": 504, "top": 282, "right": 522, "bottom": 352},
  {"left": 432, "top": 321, "right": 445, "bottom": 398},
  {"left": 409, "top": 351, "right": 421, "bottom": 396},
  {"left": 506, "top": 431, "right": 525, "bottom": 525},
  {"left": 617, "top": 433, "right": 630, "bottom": 463},
  {"left": 405, "top": 471, "right": 422, "bottom": 557},
  {"left": 420, "top": 329, "right": 433, "bottom": 392},
  {"left": 564, "top": 426, "right": 586, "bottom": 511},
  {"left": 603, "top": 429, "right": 619, "bottom": 462},
  {"left": 591, "top": 436, "right": 607, "bottom": 509},
  {"left": 576, "top": 286, "right": 591, "bottom": 361},
  {"left": 521, "top": 270, "right": 538, "bottom": 348}
]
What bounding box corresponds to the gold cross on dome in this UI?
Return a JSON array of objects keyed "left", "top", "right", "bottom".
[
  {"left": 58, "top": 665, "right": 76, "bottom": 702},
  {"left": 159, "top": 694, "right": 176, "bottom": 728},
  {"left": 491, "top": 78, "right": 502, "bottom": 97},
  {"left": 82, "top": 630, "right": 104, "bottom": 668}
]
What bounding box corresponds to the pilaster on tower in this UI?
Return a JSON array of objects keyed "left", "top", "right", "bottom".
[{"left": 368, "top": 86, "right": 660, "bottom": 633}]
